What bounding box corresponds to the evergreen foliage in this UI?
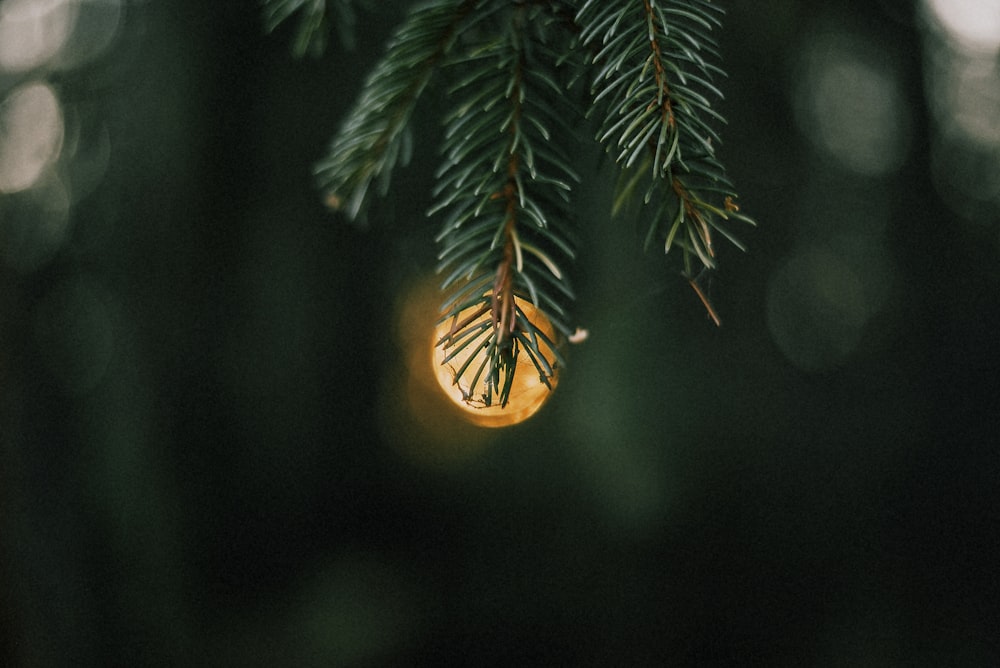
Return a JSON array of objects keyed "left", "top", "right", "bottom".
[
  {"left": 580, "top": 0, "right": 755, "bottom": 274},
  {"left": 263, "top": 0, "right": 755, "bottom": 409},
  {"left": 262, "top": 0, "right": 365, "bottom": 56}
]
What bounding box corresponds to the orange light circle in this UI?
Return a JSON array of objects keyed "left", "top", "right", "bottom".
[{"left": 432, "top": 299, "right": 559, "bottom": 428}]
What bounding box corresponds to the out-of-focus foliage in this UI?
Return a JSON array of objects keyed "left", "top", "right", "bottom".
[
  {"left": 262, "top": 0, "right": 366, "bottom": 56},
  {"left": 2, "top": 1, "right": 1000, "bottom": 665}
]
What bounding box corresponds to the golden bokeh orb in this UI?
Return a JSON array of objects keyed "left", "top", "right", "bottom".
[
  {"left": 432, "top": 299, "right": 559, "bottom": 428},
  {"left": 380, "top": 277, "right": 496, "bottom": 466}
]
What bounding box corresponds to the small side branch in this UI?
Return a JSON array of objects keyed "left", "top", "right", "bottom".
[
  {"left": 316, "top": 0, "right": 478, "bottom": 219},
  {"left": 643, "top": 0, "right": 676, "bottom": 132}
]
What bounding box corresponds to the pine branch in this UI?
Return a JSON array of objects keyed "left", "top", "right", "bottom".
[
  {"left": 314, "top": 0, "right": 479, "bottom": 221},
  {"left": 433, "top": 1, "right": 580, "bottom": 408},
  {"left": 261, "top": 0, "right": 364, "bottom": 57},
  {"left": 580, "top": 0, "right": 755, "bottom": 285},
  {"left": 262, "top": 0, "right": 758, "bottom": 418}
]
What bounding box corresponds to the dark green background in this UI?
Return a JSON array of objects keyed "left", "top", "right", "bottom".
[{"left": 2, "top": 0, "right": 999, "bottom": 664}]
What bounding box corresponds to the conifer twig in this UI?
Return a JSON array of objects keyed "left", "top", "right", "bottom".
[
  {"left": 315, "top": 0, "right": 478, "bottom": 220},
  {"left": 262, "top": 0, "right": 364, "bottom": 57},
  {"left": 433, "top": 2, "right": 577, "bottom": 407},
  {"left": 263, "top": 0, "right": 758, "bottom": 408},
  {"left": 580, "top": 0, "right": 755, "bottom": 318}
]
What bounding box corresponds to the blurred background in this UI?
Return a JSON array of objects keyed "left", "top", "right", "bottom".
[{"left": 2, "top": 0, "right": 999, "bottom": 664}]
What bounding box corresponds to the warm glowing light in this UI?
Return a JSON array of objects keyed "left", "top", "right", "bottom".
[
  {"left": 432, "top": 298, "right": 559, "bottom": 428},
  {"left": 0, "top": 81, "right": 64, "bottom": 193},
  {"left": 380, "top": 277, "right": 562, "bottom": 463},
  {"left": 379, "top": 277, "right": 495, "bottom": 465}
]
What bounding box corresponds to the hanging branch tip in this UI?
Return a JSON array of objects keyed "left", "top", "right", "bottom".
[{"left": 688, "top": 276, "right": 722, "bottom": 327}]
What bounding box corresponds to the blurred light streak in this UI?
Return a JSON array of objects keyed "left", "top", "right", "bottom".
[
  {"left": 926, "top": 48, "right": 1000, "bottom": 146},
  {"left": 55, "top": 0, "right": 122, "bottom": 70},
  {"left": 0, "top": 81, "right": 64, "bottom": 193},
  {"left": 947, "top": 59, "right": 1000, "bottom": 145},
  {"left": 0, "top": 0, "right": 76, "bottom": 73},
  {"left": 63, "top": 118, "right": 112, "bottom": 203},
  {"left": 922, "top": 1, "right": 1000, "bottom": 234},
  {"left": 924, "top": 0, "right": 1000, "bottom": 53},
  {"left": 0, "top": 1, "right": 121, "bottom": 272},
  {"left": 0, "top": 0, "right": 122, "bottom": 73},
  {"left": 793, "top": 30, "right": 910, "bottom": 177}
]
